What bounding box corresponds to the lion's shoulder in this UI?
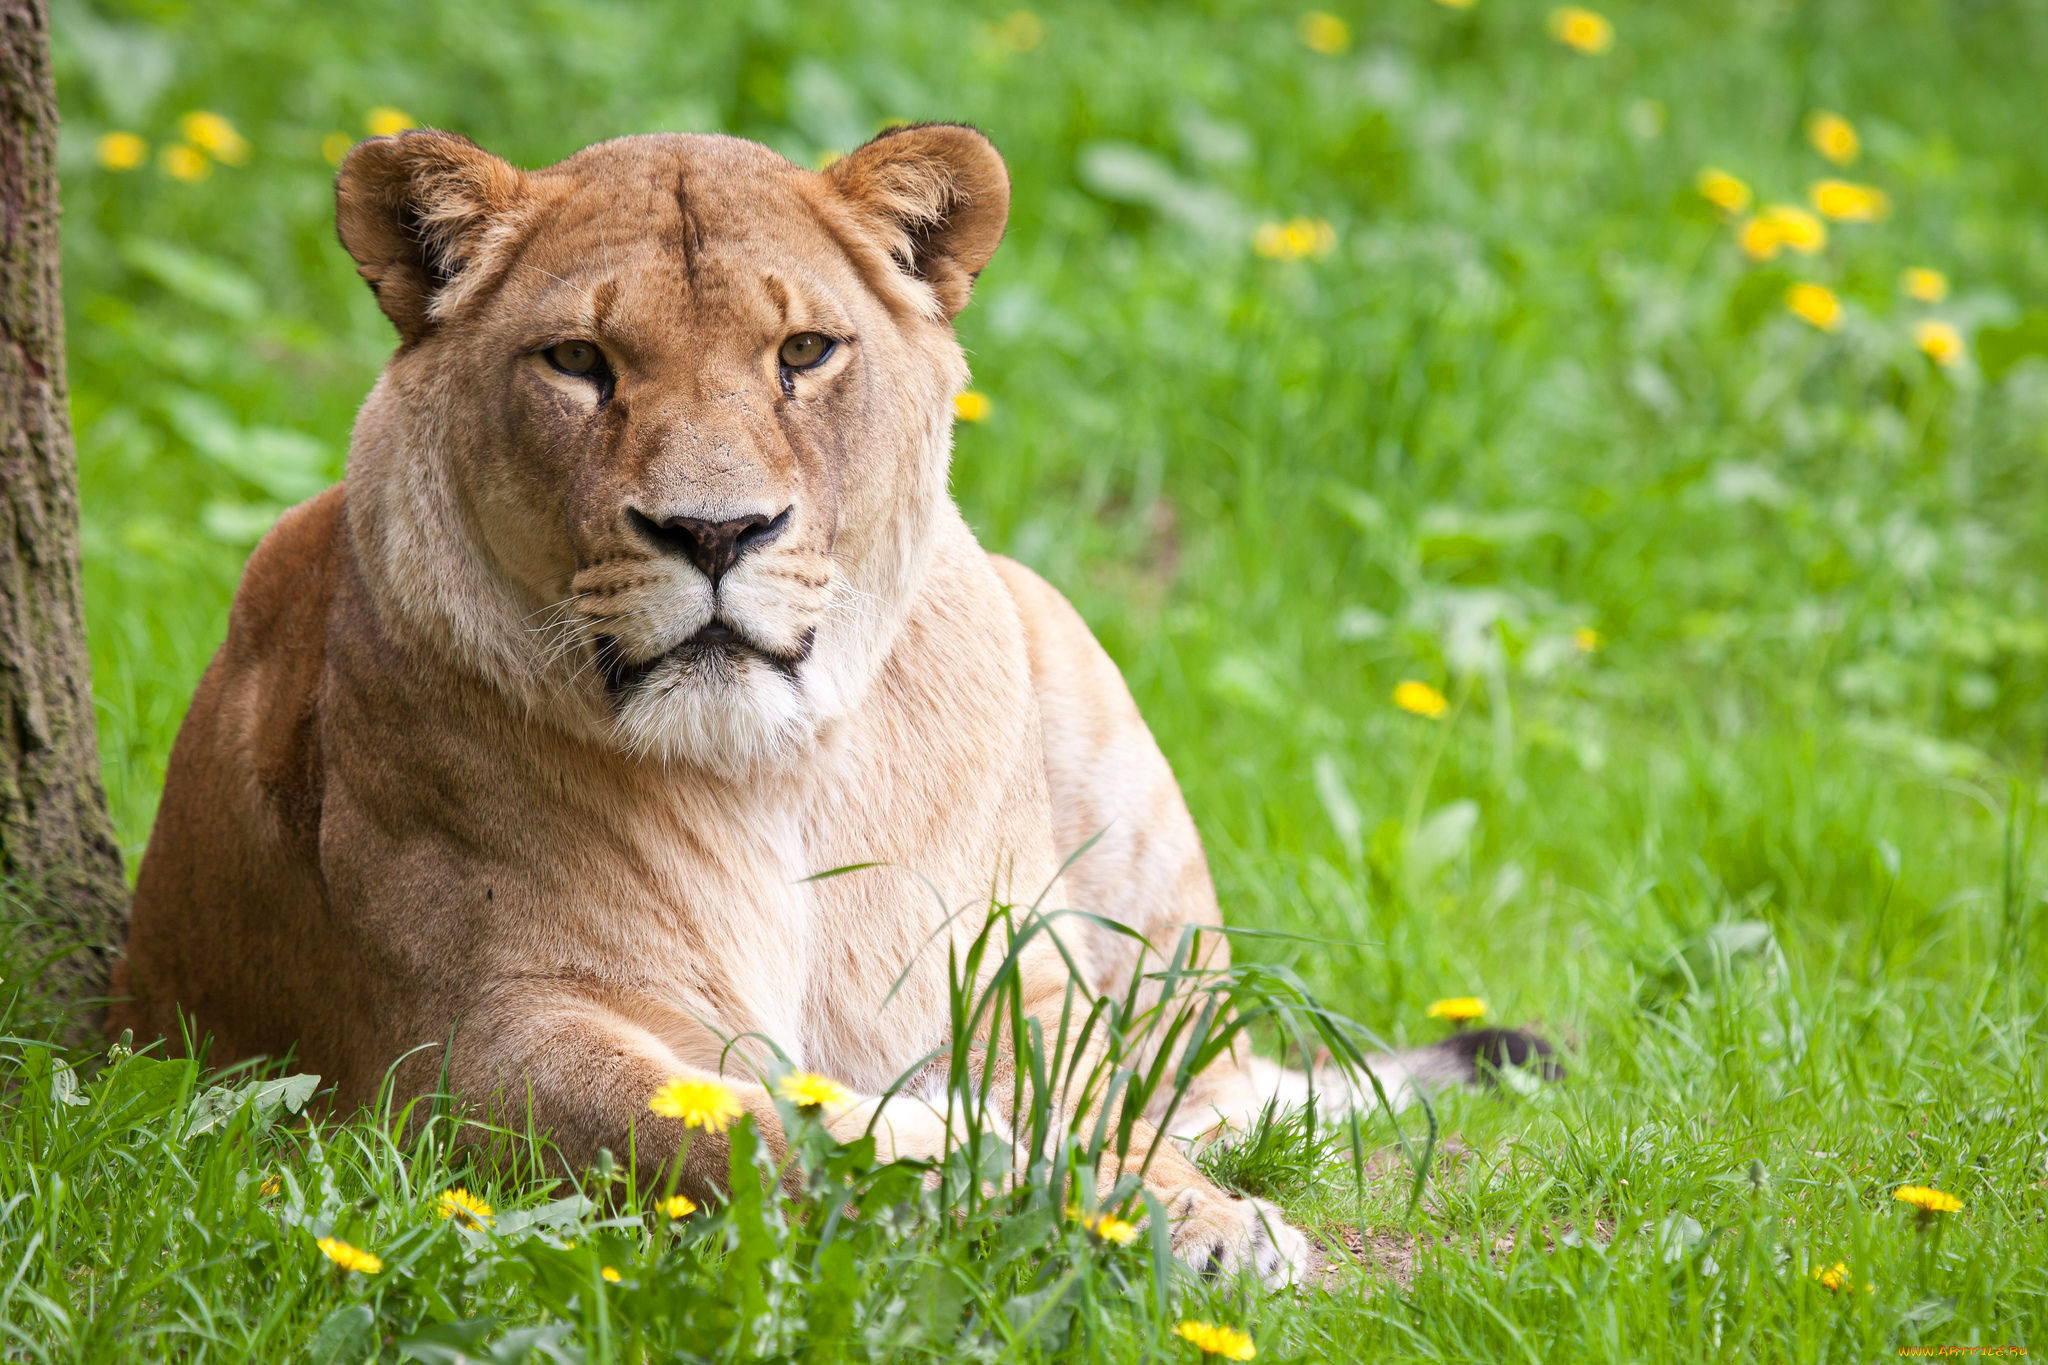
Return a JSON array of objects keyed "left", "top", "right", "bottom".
[
  {"left": 987, "top": 553, "right": 1108, "bottom": 689},
  {"left": 986, "top": 552, "right": 1065, "bottom": 629}
]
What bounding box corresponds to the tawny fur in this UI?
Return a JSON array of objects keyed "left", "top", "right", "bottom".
[{"left": 107, "top": 125, "right": 1439, "bottom": 1283}]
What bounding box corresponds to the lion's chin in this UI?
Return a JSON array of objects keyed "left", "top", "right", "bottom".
[{"left": 605, "top": 652, "right": 814, "bottom": 777}]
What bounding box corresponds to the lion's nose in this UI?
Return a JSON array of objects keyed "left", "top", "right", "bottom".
[{"left": 628, "top": 506, "right": 792, "bottom": 583}]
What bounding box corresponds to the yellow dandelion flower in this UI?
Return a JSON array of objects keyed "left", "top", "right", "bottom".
[
  {"left": 1761, "top": 204, "right": 1826, "bottom": 255},
  {"left": 1174, "top": 1320, "right": 1256, "bottom": 1360},
  {"left": 1736, "top": 205, "right": 1831, "bottom": 261},
  {"left": 1298, "top": 11, "right": 1351, "bottom": 55},
  {"left": 178, "top": 111, "right": 249, "bottom": 166},
  {"left": 1426, "top": 996, "right": 1487, "bottom": 1022},
  {"left": 1095, "top": 1214, "right": 1141, "bottom": 1245},
  {"left": 160, "top": 145, "right": 211, "bottom": 182},
  {"left": 1893, "top": 1184, "right": 1963, "bottom": 1214},
  {"left": 1431, "top": 0, "right": 1477, "bottom": 9},
  {"left": 1808, "top": 179, "right": 1889, "bottom": 223},
  {"left": 366, "top": 106, "right": 417, "bottom": 138},
  {"left": 438, "top": 1187, "right": 493, "bottom": 1226},
  {"left": 1785, "top": 283, "right": 1842, "bottom": 332},
  {"left": 1901, "top": 267, "right": 1948, "bottom": 303},
  {"left": 1812, "top": 1261, "right": 1851, "bottom": 1292},
  {"left": 953, "top": 390, "right": 992, "bottom": 422},
  {"left": 1393, "top": 680, "right": 1449, "bottom": 718},
  {"left": 1695, "top": 167, "right": 1752, "bottom": 215},
  {"left": 1913, "top": 320, "right": 1963, "bottom": 368},
  {"left": 1074, "top": 1208, "right": 1141, "bottom": 1245},
  {"left": 648, "top": 1077, "right": 745, "bottom": 1131},
  {"left": 95, "top": 131, "right": 148, "bottom": 172},
  {"left": 322, "top": 132, "right": 355, "bottom": 166},
  {"left": 775, "top": 1071, "right": 854, "bottom": 1109},
  {"left": 1254, "top": 218, "right": 1337, "bottom": 262},
  {"left": 993, "top": 10, "right": 1044, "bottom": 52},
  {"left": 1807, "top": 111, "right": 1859, "bottom": 166},
  {"left": 1548, "top": 7, "right": 1613, "bottom": 54},
  {"left": 1737, "top": 216, "right": 1782, "bottom": 261},
  {"left": 658, "top": 1194, "right": 698, "bottom": 1219},
  {"left": 1573, "top": 626, "right": 1601, "bottom": 653},
  {"left": 600, "top": 1265, "right": 622, "bottom": 1282},
  {"left": 258, "top": 1175, "right": 282, "bottom": 1198},
  {"left": 316, "top": 1236, "right": 383, "bottom": 1274}
]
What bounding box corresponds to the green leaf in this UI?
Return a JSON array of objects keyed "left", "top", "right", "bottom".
[
  {"left": 305, "top": 1304, "right": 375, "bottom": 1365},
  {"left": 158, "top": 389, "right": 334, "bottom": 502},
  {"left": 186, "top": 1072, "right": 321, "bottom": 1136},
  {"left": 49, "top": 1057, "right": 88, "bottom": 1107},
  {"left": 1313, "top": 752, "right": 1363, "bottom": 861},
  {"left": 1075, "top": 140, "right": 1244, "bottom": 236},
  {"left": 1636, "top": 920, "right": 1777, "bottom": 1008},
  {"left": 200, "top": 499, "right": 287, "bottom": 546},
  {"left": 91, "top": 1055, "right": 195, "bottom": 1125},
  {"left": 1320, "top": 482, "right": 1389, "bottom": 535},
  {"left": 396, "top": 1318, "right": 500, "bottom": 1363},
  {"left": 120, "top": 239, "right": 264, "bottom": 320},
  {"left": 1409, "top": 800, "right": 1480, "bottom": 884},
  {"left": 1977, "top": 311, "right": 2048, "bottom": 382},
  {"left": 490, "top": 1195, "right": 594, "bottom": 1239},
  {"left": 1207, "top": 654, "right": 1286, "bottom": 715}
]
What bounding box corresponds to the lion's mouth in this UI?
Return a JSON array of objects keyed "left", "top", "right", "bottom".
[{"left": 594, "top": 621, "right": 811, "bottom": 696}]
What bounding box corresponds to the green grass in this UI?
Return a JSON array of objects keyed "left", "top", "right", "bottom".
[{"left": 5, "top": 0, "right": 2045, "bottom": 1358}]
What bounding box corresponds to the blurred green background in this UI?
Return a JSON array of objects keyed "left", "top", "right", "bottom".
[{"left": 36, "top": 0, "right": 2048, "bottom": 1354}]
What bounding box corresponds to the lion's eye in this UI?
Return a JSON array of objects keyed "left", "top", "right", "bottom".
[
  {"left": 546, "top": 340, "right": 602, "bottom": 376},
  {"left": 778, "top": 332, "right": 833, "bottom": 370}
]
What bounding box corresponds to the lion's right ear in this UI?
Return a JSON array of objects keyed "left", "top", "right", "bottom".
[
  {"left": 335, "top": 130, "right": 526, "bottom": 343},
  {"left": 823, "top": 123, "right": 1010, "bottom": 320}
]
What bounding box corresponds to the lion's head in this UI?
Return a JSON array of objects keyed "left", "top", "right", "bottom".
[{"left": 333, "top": 126, "right": 1008, "bottom": 775}]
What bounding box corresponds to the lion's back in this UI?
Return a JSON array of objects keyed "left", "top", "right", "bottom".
[
  {"left": 110, "top": 486, "right": 346, "bottom": 1062},
  {"left": 987, "top": 553, "right": 1226, "bottom": 991}
]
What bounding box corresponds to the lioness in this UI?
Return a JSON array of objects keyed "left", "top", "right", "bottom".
[{"left": 110, "top": 124, "right": 1548, "bottom": 1284}]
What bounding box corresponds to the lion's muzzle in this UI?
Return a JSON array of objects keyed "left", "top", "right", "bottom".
[{"left": 594, "top": 618, "right": 813, "bottom": 701}]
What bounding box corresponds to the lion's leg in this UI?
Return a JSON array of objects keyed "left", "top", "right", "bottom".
[
  {"left": 450, "top": 992, "right": 784, "bottom": 1195},
  {"left": 995, "top": 959, "right": 1308, "bottom": 1286},
  {"left": 1104, "top": 1114, "right": 1307, "bottom": 1283},
  {"left": 449, "top": 991, "right": 969, "bottom": 1197}
]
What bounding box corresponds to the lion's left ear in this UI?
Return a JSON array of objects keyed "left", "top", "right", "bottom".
[{"left": 823, "top": 123, "right": 1010, "bottom": 319}]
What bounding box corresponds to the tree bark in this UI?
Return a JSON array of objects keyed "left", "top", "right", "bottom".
[{"left": 0, "top": 0, "right": 127, "bottom": 1019}]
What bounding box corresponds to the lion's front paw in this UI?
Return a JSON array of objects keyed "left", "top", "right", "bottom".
[{"left": 1164, "top": 1187, "right": 1309, "bottom": 1288}]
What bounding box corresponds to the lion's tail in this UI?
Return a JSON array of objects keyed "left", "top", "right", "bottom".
[
  {"left": 1166, "top": 1028, "right": 1562, "bottom": 1148},
  {"left": 1366, "top": 1026, "right": 1563, "bottom": 1099}
]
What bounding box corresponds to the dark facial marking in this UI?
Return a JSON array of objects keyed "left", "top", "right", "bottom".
[
  {"left": 590, "top": 277, "right": 620, "bottom": 335},
  {"left": 667, "top": 169, "right": 707, "bottom": 279}
]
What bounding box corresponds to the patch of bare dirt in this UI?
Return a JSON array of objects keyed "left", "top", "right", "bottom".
[{"left": 1302, "top": 1218, "right": 1618, "bottom": 1295}]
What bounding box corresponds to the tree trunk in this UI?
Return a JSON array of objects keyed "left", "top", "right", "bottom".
[{"left": 0, "top": 0, "right": 127, "bottom": 1021}]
